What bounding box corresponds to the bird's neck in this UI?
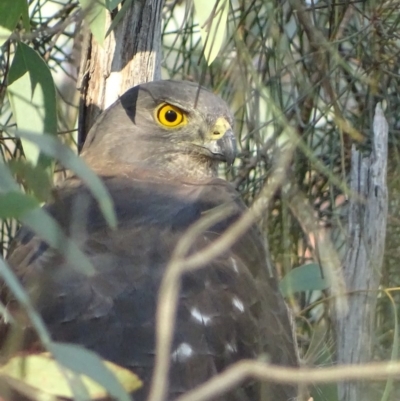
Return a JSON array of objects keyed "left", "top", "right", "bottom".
[
  {"left": 151, "top": 153, "right": 219, "bottom": 180},
  {"left": 85, "top": 153, "right": 219, "bottom": 182}
]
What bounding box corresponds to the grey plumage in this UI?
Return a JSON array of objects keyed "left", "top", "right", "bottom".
[{"left": 2, "top": 80, "right": 298, "bottom": 400}]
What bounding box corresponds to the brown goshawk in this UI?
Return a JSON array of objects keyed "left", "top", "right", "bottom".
[{"left": 2, "top": 80, "right": 299, "bottom": 400}]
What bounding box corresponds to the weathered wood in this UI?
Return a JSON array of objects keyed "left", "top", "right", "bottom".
[
  {"left": 78, "top": 0, "right": 164, "bottom": 147},
  {"left": 335, "top": 104, "right": 388, "bottom": 401}
]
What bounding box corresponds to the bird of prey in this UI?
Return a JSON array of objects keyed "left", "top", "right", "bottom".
[{"left": 2, "top": 80, "right": 299, "bottom": 400}]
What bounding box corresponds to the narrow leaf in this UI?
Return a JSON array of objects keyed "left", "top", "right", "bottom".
[
  {"left": 105, "top": 0, "right": 133, "bottom": 38},
  {"left": 7, "top": 42, "right": 57, "bottom": 167},
  {"left": 105, "top": 0, "right": 123, "bottom": 11},
  {"left": 22, "top": 208, "right": 95, "bottom": 276},
  {"left": 193, "top": 0, "right": 229, "bottom": 65},
  {"left": 0, "top": 158, "right": 95, "bottom": 276},
  {"left": 7, "top": 159, "right": 52, "bottom": 202},
  {"left": 4, "top": 128, "right": 117, "bottom": 229},
  {"left": 0, "top": 192, "right": 39, "bottom": 218},
  {"left": 0, "top": 352, "right": 142, "bottom": 400},
  {"left": 79, "top": 0, "right": 107, "bottom": 46},
  {"left": 280, "top": 263, "right": 330, "bottom": 296},
  {"left": 0, "top": 0, "right": 29, "bottom": 46},
  {"left": 49, "top": 343, "right": 140, "bottom": 401},
  {"left": 0, "top": 160, "right": 20, "bottom": 192},
  {"left": 0, "top": 257, "right": 52, "bottom": 346}
]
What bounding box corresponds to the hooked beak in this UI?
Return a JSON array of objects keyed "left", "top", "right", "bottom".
[{"left": 204, "top": 127, "right": 237, "bottom": 166}]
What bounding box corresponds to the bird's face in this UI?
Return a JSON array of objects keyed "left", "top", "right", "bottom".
[{"left": 82, "top": 80, "right": 236, "bottom": 178}]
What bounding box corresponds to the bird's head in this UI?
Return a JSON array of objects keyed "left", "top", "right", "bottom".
[{"left": 81, "top": 80, "right": 236, "bottom": 180}]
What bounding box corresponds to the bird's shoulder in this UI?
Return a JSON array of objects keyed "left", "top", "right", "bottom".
[{"left": 5, "top": 172, "right": 265, "bottom": 284}]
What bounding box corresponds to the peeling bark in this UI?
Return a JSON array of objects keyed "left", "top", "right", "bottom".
[
  {"left": 335, "top": 104, "right": 389, "bottom": 401},
  {"left": 78, "top": 0, "right": 164, "bottom": 148}
]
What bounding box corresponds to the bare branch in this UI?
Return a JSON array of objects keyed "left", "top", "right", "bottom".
[{"left": 175, "top": 359, "right": 400, "bottom": 401}]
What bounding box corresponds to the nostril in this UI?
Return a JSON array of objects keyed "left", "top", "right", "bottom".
[{"left": 213, "top": 131, "right": 220, "bottom": 136}]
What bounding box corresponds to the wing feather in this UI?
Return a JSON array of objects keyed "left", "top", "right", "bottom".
[{"left": 2, "top": 175, "right": 298, "bottom": 400}]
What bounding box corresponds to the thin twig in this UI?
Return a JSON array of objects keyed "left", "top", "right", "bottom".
[
  {"left": 148, "top": 138, "right": 297, "bottom": 401},
  {"left": 175, "top": 359, "right": 400, "bottom": 401}
]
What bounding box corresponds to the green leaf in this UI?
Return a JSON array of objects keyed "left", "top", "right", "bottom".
[
  {"left": 105, "top": 0, "right": 123, "bottom": 11},
  {"left": 49, "top": 344, "right": 141, "bottom": 401},
  {"left": 105, "top": 0, "right": 133, "bottom": 38},
  {"left": 0, "top": 159, "right": 20, "bottom": 192},
  {"left": 0, "top": 160, "right": 95, "bottom": 276},
  {"left": 0, "top": 192, "right": 39, "bottom": 218},
  {"left": 7, "top": 42, "right": 57, "bottom": 168},
  {"left": 0, "top": 257, "right": 52, "bottom": 346},
  {"left": 6, "top": 128, "right": 117, "bottom": 229},
  {"left": 7, "top": 159, "right": 52, "bottom": 202},
  {"left": 279, "top": 263, "right": 330, "bottom": 296},
  {"left": 0, "top": 351, "right": 142, "bottom": 400},
  {"left": 22, "top": 208, "right": 96, "bottom": 276},
  {"left": 193, "top": 0, "right": 229, "bottom": 65},
  {"left": 79, "top": 0, "right": 107, "bottom": 46},
  {"left": 0, "top": 0, "right": 30, "bottom": 46}
]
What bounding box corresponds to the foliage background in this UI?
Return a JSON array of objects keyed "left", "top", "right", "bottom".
[{"left": 1, "top": 0, "right": 400, "bottom": 400}]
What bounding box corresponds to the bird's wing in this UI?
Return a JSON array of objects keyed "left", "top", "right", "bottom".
[{"left": 2, "top": 175, "right": 298, "bottom": 401}]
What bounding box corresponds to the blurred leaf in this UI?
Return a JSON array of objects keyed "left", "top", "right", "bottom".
[
  {"left": 79, "top": 0, "right": 107, "bottom": 46},
  {"left": 105, "top": 0, "right": 133, "bottom": 38},
  {"left": 193, "top": 0, "right": 229, "bottom": 65},
  {"left": 0, "top": 257, "right": 52, "bottom": 346},
  {"left": 0, "top": 158, "right": 95, "bottom": 276},
  {"left": 22, "top": 208, "right": 96, "bottom": 276},
  {"left": 0, "top": 0, "right": 29, "bottom": 46},
  {"left": 49, "top": 344, "right": 141, "bottom": 401},
  {"left": 7, "top": 42, "right": 57, "bottom": 168},
  {"left": 0, "top": 351, "right": 142, "bottom": 400},
  {"left": 0, "top": 192, "right": 39, "bottom": 218},
  {"left": 0, "top": 374, "right": 59, "bottom": 401},
  {"left": 8, "top": 159, "right": 52, "bottom": 202},
  {"left": 0, "top": 27, "right": 13, "bottom": 47},
  {"left": 105, "top": 0, "right": 123, "bottom": 11},
  {"left": 6, "top": 128, "right": 116, "bottom": 229},
  {"left": 280, "top": 263, "right": 330, "bottom": 296},
  {"left": 0, "top": 159, "right": 20, "bottom": 192}
]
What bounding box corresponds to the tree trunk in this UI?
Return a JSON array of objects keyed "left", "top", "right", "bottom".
[
  {"left": 78, "top": 0, "right": 164, "bottom": 148},
  {"left": 335, "top": 103, "right": 388, "bottom": 401}
]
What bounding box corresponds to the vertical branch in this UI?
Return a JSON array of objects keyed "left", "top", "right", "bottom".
[
  {"left": 78, "top": 0, "right": 164, "bottom": 146},
  {"left": 335, "top": 104, "right": 388, "bottom": 401}
]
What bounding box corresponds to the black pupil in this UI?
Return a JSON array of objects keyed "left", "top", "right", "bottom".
[{"left": 165, "top": 109, "right": 178, "bottom": 122}]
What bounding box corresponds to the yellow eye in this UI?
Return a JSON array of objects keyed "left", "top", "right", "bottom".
[{"left": 156, "top": 103, "right": 187, "bottom": 127}]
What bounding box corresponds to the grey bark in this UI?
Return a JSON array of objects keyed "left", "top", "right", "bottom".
[
  {"left": 78, "top": 0, "right": 164, "bottom": 147},
  {"left": 335, "top": 104, "right": 388, "bottom": 401}
]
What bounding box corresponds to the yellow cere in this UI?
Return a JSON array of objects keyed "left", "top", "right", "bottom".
[{"left": 156, "top": 103, "right": 187, "bottom": 128}]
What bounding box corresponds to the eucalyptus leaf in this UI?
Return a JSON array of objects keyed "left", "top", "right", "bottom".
[
  {"left": 7, "top": 159, "right": 52, "bottom": 202},
  {"left": 22, "top": 208, "right": 95, "bottom": 276},
  {"left": 105, "top": 0, "right": 123, "bottom": 11},
  {"left": 0, "top": 351, "right": 142, "bottom": 400},
  {"left": 280, "top": 263, "right": 330, "bottom": 296},
  {"left": 7, "top": 42, "right": 57, "bottom": 168},
  {"left": 0, "top": 0, "right": 29, "bottom": 46},
  {"left": 0, "top": 192, "right": 39, "bottom": 219},
  {"left": 79, "top": 0, "right": 107, "bottom": 46},
  {"left": 105, "top": 0, "right": 133, "bottom": 38},
  {"left": 49, "top": 344, "right": 141, "bottom": 401},
  {"left": 193, "top": 0, "right": 229, "bottom": 65},
  {"left": 0, "top": 257, "right": 52, "bottom": 345},
  {"left": 5, "top": 128, "right": 116, "bottom": 229},
  {"left": 0, "top": 159, "right": 95, "bottom": 276},
  {"left": 0, "top": 160, "right": 20, "bottom": 192}
]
